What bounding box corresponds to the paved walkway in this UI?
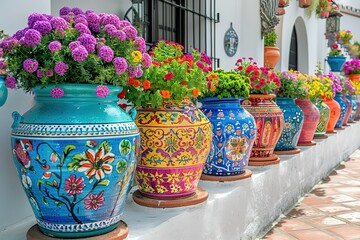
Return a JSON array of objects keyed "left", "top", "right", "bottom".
[{"left": 262, "top": 149, "right": 360, "bottom": 240}]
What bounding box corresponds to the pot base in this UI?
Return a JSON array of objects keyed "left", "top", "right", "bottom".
[
  {"left": 274, "top": 148, "right": 301, "bottom": 155},
  {"left": 27, "top": 221, "right": 128, "bottom": 240},
  {"left": 313, "top": 134, "right": 328, "bottom": 139},
  {"left": 297, "top": 141, "right": 317, "bottom": 146},
  {"left": 200, "top": 169, "right": 252, "bottom": 182},
  {"left": 326, "top": 130, "right": 337, "bottom": 134},
  {"left": 334, "top": 127, "right": 345, "bottom": 130},
  {"left": 249, "top": 155, "right": 280, "bottom": 166},
  {"left": 132, "top": 188, "right": 208, "bottom": 208}
]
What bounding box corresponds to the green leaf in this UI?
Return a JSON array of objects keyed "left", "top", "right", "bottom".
[
  {"left": 67, "top": 161, "right": 81, "bottom": 171},
  {"left": 55, "top": 201, "right": 62, "bottom": 208},
  {"left": 64, "top": 144, "right": 76, "bottom": 155},
  {"left": 98, "top": 179, "right": 110, "bottom": 186},
  {"left": 116, "top": 160, "right": 128, "bottom": 174},
  {"left": 98, "top": 141, "right": 111, "bottom": 154},
  {"left": 42, "top": 196, "right": 48, "bottom": 205},
  {"left": 37, "top": 180, "right": 44, "bottom": 190},
  {"left": 120, "top": 140, "right": 131, "bottom": 156},
  {"left": 72, "top": 153, "right": 85, "bottom": 162}
]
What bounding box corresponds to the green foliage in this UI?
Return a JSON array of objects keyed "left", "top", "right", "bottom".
[
  {"left": 200, "top": 69, "right": 250, "bottom": 100},
  {"left": 276, "top": 70, "right": 308, "bottom": 99},
  {"left": 264, "top": 31, "right": 277, "bottom": 47}
]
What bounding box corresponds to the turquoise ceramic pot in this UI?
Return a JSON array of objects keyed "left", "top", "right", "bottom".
[
  {"left": 10, "top": 84, "right": 139, "bottom": 238},
  {"left": 327, "top": 56, "right": 346, "bottom": 72},
  {"left": 200, "top": 97, "right": 256, "bottom": 176},
  {"left": 275, "top": 97, "right": 304, "bottom": 151},
  {"left": 0, "top": 75, "right": 8, "bottom": 107}
]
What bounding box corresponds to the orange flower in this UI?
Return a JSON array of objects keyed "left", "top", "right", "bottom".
[
  {"left": 128, "top": 77, "right": 135, "bottom": 86},
  {"left": 152, "top": 61, "right": 161, "bottom": 66},
  {"left": 142, "top": 80, "right": 151, "bottom": 90},
  {"left": 192, "top": 88, "right": 199, "bottom": 97},
  {"left": 133, "top": 80, "right": 140, "bottom": 87},
  {"left": 160, "top": 90, "right": 171, "bottom": 99}
]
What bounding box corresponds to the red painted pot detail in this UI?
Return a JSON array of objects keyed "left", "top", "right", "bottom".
[
  {"left": 295, "top": 98, "right": 320, "bottom": 144},
  {"left": 325, "top": 99, "right": 341, "bottom": 132},
  {"left": 342, "top": 95, "right": 352, "bottom": 125},
  {"left": 241, "top": 94, "right": 284, "bottom": 161}
]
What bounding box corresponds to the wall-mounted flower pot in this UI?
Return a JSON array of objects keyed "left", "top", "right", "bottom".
[
  {"left": 298, "top": 0, "right": 312, "bottom": 8},
  {"left": 276, "top": 8, "right": 286, "bottom": 15},
  {"left": 278, "top": 0, "right": 289, "bottom": 7},
  {"left": 327, "top": 56, "right": 346, "bottom": 72},
  {"left": 264, "top": 47, "right": 280, "bottom": 69}
]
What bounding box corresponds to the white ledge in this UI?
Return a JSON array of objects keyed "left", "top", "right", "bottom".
[{"left": 2, "top": 122, "right": 360, "bottom": 240}]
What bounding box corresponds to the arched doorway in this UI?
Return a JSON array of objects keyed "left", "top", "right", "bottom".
[
  {"left": 288, "top": 26, "right": 298, "bottom": 70},
  {"left": 292, "top": 17, "right": 309, "bottom": 73}
]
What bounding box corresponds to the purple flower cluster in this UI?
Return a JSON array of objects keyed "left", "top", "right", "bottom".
[
  {"left": 50, "top": 17, "right": 68, "bottom": 31},
  {"left": 36, "top": 69, "right": 43, "bottom": 78},
  {"left": 28, "top": 13, "right": 48, "bottom": 28},
  {"left": 98, "top": 46, "right": 114, "bottom": 63},
  {"left": 23, "top": 59, "right": 39, "bottom": 73},
  {"left": 0, "top": 59, "right": 7, "bottom": 70},
  {"left": 101, "top": 14, "right": 121, "bottom": 28},
  {"left": 78, "top": 33, "right": 96, "bottom": 53},
  {"left": 123, "top": 26, "right": 137, "bottom": 40},
  {"left": 33, "top": 21, "right": 52, "bottom": 35},
  {"left": 95, "top": 85, "right": 109, "bottom": 98},
  {"left": 142, "top": 53, "right": 152, "bottom": 68},
  {"left": 75, "top": 23, "right": 91, "bottom": 34},
  {"left": 69, "top": 41, "right": 81, "bottom": 51},
  {"left": 113, "top": 57, "right": 128, "bottom": 74},
  {"left": 134, "top": 37, "right": 146, "bottom": 53},
  {"left": 129, "top": 66, "right": 143, "bottom": 78},
  {"left": 48, "top": 41, "right": 62, "bottom": 52},
  {"left": 24, "top": 29, "right": 41, "bottom": 47},
  {"left": 14, "top": 28, "right": 28, "bottom": 40},
  {"left": 54, "top": 62, "right": 69, "bottom": 76},
  {"left": 59, "top": 7, "right": 72, "bottom": 16},
  {"left": 327, "top": 72, "right": 342, "bottom": 95},
  {"left": 342, "top": 59, "right": 360, "bottom": 75},
  {"left": 50, "top": 87, "right": 64, "bottom": 98},
  {"left": 72, "top": 45, "right": 88, "bottom": 62},
  {"left": 5, "top": 76, "right": 16, "bottom": 89}
]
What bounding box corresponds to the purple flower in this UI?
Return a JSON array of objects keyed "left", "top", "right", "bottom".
[
  {"left": 134, "top": 37, "right": 146, "bottom": 53},
  {"left": 84, "top": 44, "right": 95, "bottom": 53},
  {"left": 142, "top": 53, "right": 152, "bottom": 68},
  {"left": 33, "top": 21, "right": 52, "bottom": 35},
  {"left": 72, "top": 45, "right": 88, "bottom": 62},
  {"left": 113, "top": 57, "right": 128, "bottom": 74},
  {"left": 114, "top": 30, "right": 126, "bottom": 41},
  {"left": 48, "top": 41, "right": 62, "bottom": 52},
  {"left": 123, "top": 26, "right": 138, "bottom": 40},
  {"left": 86, "top": 12, "right": 100, "bottom": 24},
  {"left": 50, "top": 87, "right": 64, "bottom": 98},
  {"left": 78, "top": 33, "right": 96, "bottom": 46},
  {"left": 200, "top": 51, "right": 212, "bottom": 65},
  {"left": 74, "top": 17, "right": 88, "bottom": 26},
  {"left": 98, "top": 46, "right": 114, "bottom": 63},
  {"left": 23, "top": 59, "right": 39, "bottom": 73},
  {"left": 27, "top": 13, "right": 48, "bottom": 28},
  {"left": 71, "top": 8, "right": 84, "bottom": 15},
  {"left": 75, "top": 23, "right": 91, "bottom": 34},
  {"left": 36, "top": 69, "right": 43, "bottom": 78},
  {"left": 60, "top": 15, "right": 71, "bottom": 23},
  {"left": 129, "top": 66, "right": 143, "bottom": 78},
  {"left": 59, "top": 6, "right": 72, "bottom": 16},
  {"left": 100, "top": 14, "right": 120, "bottom": 28},
  {"left": 24, "top": 29, "right": 41, "bottom": 47},
  {"left": 95, "top": 85, "right": 109, "bottom": 98},
  {"left": 89, "top": 23, "right": 100, "bottom": 33},
  {"left": 50, "top": 17, "right": 69, "bottom": 31},
  {"left": 119, "top": 20, "right": 131, "bottom": 29},
  {"left": 46, "top": 69, "right": 54, "bottom": 77},
  {"left": 13, "top": 28, "right": 28, "bottom": 40},
  {"left": 54, "top": 62, "right": 69, "bottom": 76},
  {"left": 104, "top": 24, "right": 117, "bottom": 36},
  {"left": 5, "top": 76, "right": 16, "bottom": 89},
  {"left": 68, "top": 41, "right": 81, "bottom": 51},
  {"left": 0, "top": 59, "right": 7, "bottom": 70}
]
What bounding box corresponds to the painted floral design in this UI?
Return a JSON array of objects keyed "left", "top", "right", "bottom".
[
  {"left": 64, "top": 174, "right": 85, "bottom": 196},
  {"left": 84, "top": 191, "right": 105, "bottom": 210},
  {"left": 225, "top": 136, "right": 249, "bottom": 161},
  {"left": 13, "top": 140, "right": 32, "bottom": 169}
]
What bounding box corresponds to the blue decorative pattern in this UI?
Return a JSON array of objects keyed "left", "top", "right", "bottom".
[{"left": 334, "top": 94, "right": 347, "bottom": 128}]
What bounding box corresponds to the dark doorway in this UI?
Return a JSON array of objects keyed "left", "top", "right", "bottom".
[{"left": 288, "top": 26, "right": 298, "bottom": 71}]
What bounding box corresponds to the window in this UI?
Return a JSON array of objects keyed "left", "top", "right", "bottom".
[
  {"left": 288, "top": 26, "right": 298, "bottom": 70},
  {"left": 128, "top": 0, "right": 219, "bottom": 67}
]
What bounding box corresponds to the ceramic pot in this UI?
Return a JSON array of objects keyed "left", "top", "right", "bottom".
[
  {"left": 299, "top": 0, "right": 312, "bottom": 8},
  {"left": 264, "top": 47, "right": 280, "bottom": 69},
  {"left": 319, "top": 10, "right": 330, "bottom": 18},
  {"left": 327, "top": 56, "right": 346, "bottom": 72},
  {"left": 241, "top": 94, "right": 284, "bottom": 165},
  {"left": 342, "top": 94, "right": 352, "bottom": 125},
  {"left": 347, "top": 74, "right": 360, "bottom": 83},
  {"left": 334, "top": 94, "right": 347, "bottom": 128},
  {"left": 295, "top": 98, "right": 320, "bottom": 145},
  {"left": 11, "top": 84, "right": 139, "bottom": 238},
  {"left": 352, "top": 95, "right": 360, "bottom": 120},
  {"left": 134, "top": 98, "right": 212, "bottom": 199},
  {"left": 200, "top": 97, "right": 256, "bottom": 176},
  {"left": 275, "top": 97, "right": 304, "bottom": 152},
  {"left": 314, "top": 101, "right": 330, "bottom": 137},
  {"left": 276, "top": 8, "right": 286, "bottom": 15},
  {"left": 346, "top": 95, "right": 358, "bottom": 122},
  {"left": 324, "top": 98, "right": 341, "bottom": 133},
  {"left": 0, "top": 75, "right": 8, "bottom": 107},
  {"left": 278, "top": 0, "right": 289, "bottom": 7}
]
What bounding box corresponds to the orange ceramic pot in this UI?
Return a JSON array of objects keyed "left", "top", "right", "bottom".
[
  {"left": 299, "top": 0, "right": 311, "bottom": 8},
  {"left": 241, "top": 94, "right": 284, "bottom": 166},
  {"left": 264, "top": 47, "right": 280, "bottom": 69},
  {"left": 295, "top": 98, "right": 320, "bottom": 145},
  {"left": 347, "top": 74, "right": 360, "bottom": 83},
  {"left": 325, "top": 98, "right": 341, "bottom": 133}
]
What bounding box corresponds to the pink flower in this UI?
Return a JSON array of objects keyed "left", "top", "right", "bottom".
[
  {"left": 5, "top": 76, "right": 16, "bottom": 89},
  {"left": 84, "top": 191, "right": 104, "bottom": 210},
  {"left": 164, "top": 72, "right": 174, "bottom": 80},
  {"left": 95, "top": 85, "right": 109, "bottom": 98},
  {"left": 50, "top": 87, "right": 64, "bottom": 98},
  {"left": 64, "top": 174, "right": 85, "bottom": 196}
]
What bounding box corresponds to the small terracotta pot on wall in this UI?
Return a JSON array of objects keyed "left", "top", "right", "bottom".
[
  {"left": 264, "top": 46, "right": 280, "bottom": 69},
  {"left": 276, "top": 8, "right": 286, "bottom": 16},
  {"left": 298, "top": 0, "right": 312, "bottom": 8},
  {"left": 278, "top": 0, "right": 289, "bottom": 7}
]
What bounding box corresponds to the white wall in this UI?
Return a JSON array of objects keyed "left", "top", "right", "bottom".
[{"left": 0, "top": 0, "right": 51, "bottom": 233}]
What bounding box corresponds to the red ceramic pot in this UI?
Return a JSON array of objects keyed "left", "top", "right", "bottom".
[{"left": 295, "top": 98, "right": 320, "bottom": 145}]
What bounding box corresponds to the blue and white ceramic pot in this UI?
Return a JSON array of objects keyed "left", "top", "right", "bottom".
[
  {"left": 346, "top": 95, "right": 358, "bottom": 122},
  {"left": 0, "top": 74, "right": 8, "bottom": 107},
  {"left": 200, "top": 97, "right": 256, "bottom": 176},
  {"left": 10, "top": 84, "right": 139, "bottom": 238},
  {"left": 275, "top": 97, "right": 304, "bottom": 152},
  {"left": 334, "top": 93, "right": 347, "bottom": 128}
]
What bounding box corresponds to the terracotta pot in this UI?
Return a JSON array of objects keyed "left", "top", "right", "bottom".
[
  {"left": 342, "top": 95, "right": 352, "bottom": 125},
  {"left": 278, "top": 0, "right": 289, "bottom": 7},
  {"left": 276, "top": 8, "right": 286, "bottom": 15},
  {"left": 295, "top": 98, "right": 320, "bottom": 145},
  {"left": 314, "top": 101, "right": 330, "bottom": 137},
  {"left": 298, "top": 0, "right": 312, "bottom": 8},
  {"left": 319, "top": 10, "right": 330, "bottom": 19},
  {"left": 325, "top": 98, "right": 341, "bottom": 133},
  {"left": 241, "top": 94, "right": 284, "bottom": 166},
  {"left": 347, "top": 74, "right": 360, "bottom": 83},
  {"left": 264, "top": 47, "right": 280, "bottom": 69}
]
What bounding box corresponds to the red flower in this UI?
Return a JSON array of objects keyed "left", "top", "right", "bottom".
[
  {"left": 128, "top": 77, "right": 135, "bottom": 86},
  {"left": 64, "top": 174, "right": 85, "bottom": 196},
  {"left": 164, "top": 72, "right": 174, "bottom": 80},
  {"left": 118, "top": 103, "right": 127, "bottom": 109},
  {"left": 117, "top": 90, "right": 126, "bottom": 99},
  {"left": 332, "top": 43, "right": 338, "bottom": 49},
  {"left": 133, "top": 80, "right": 140, "bottom": 87},
  {"left": 180, "top": 81, "right": 187, "bottom": 85},
  {"left": 84, "top": 191, "right": 104, "bottom": 210}
]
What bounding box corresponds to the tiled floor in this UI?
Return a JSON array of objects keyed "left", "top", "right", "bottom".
[{"left": 262, "top": 150, "right": 360, "bottom": 240}]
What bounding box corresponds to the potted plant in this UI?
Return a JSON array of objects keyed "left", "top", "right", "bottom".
[
  {"left": 342, "top": 59, "right": 360, "bottom": 82},
  {"left": 198, "top": 69, "right": 256, "bottom": 181},
  {"left": 299, "top": 0, "right": 313, "bottom": 8},
  {"left": 0, "top": 30, "right": 8, "bottom": 107},
  {"left": 236, "top": 57, "right": 284, "bottom": 166},
  {"left": 316, "top": 0, "right": 333, "bottom": 18},
  {"left": 0, "top": 7, "right": 150, "bottom": 238},
  {"left": 264, "top": 30, "right": 280, "bottom": 69},
  {"left": 274, "top": 70, "right": 307, "bottom": 154},
  {"left": 339, "top": 74, "right": 356, "bottom": 126},
  {"left": 122, "top": 40, "right": 216, "bottom": 207},
  {"left": 327, "top": 42, "right": 346, "bottom": 72},
  {"left": 325, "top": 72, "right": 342, "bottom": 133},
  {"left": 339, "top": 29, "right": 354, "bottom": 45}
]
